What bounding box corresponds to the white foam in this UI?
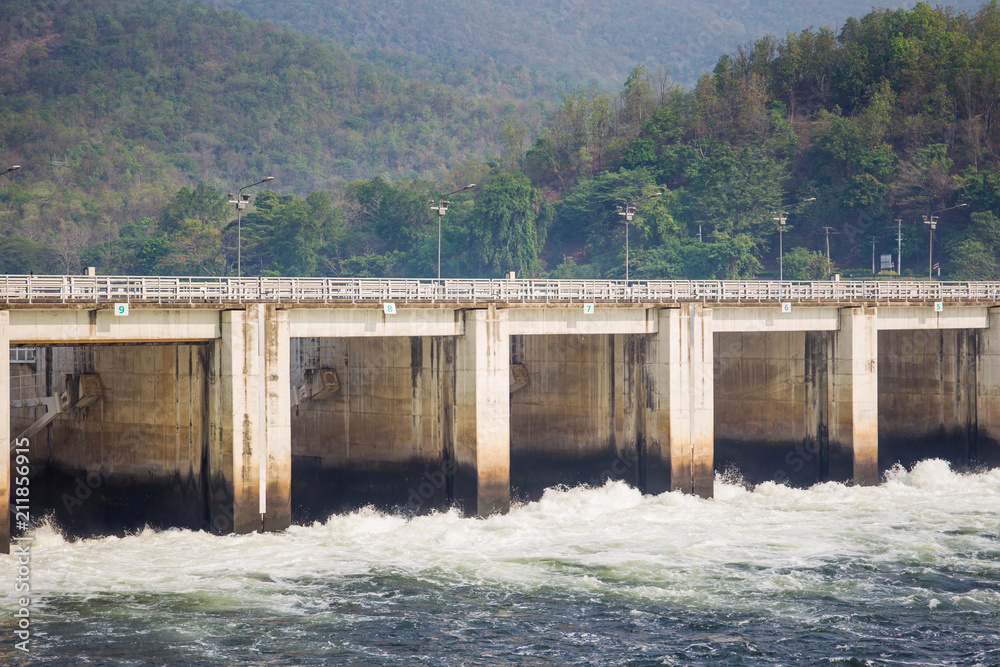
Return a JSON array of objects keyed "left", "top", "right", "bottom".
[{"left": 2, "top": 461, "right": 998, "bottom": 619}]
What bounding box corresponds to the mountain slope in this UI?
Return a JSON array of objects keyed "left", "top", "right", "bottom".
[
  {"left": 0, "top": 0, "right": 544, "bottom": 194},
  {"left": 197, "top": 0, "right": 987, "bottom": 89}
]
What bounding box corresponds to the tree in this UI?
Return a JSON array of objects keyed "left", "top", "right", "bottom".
[
  {"left": 783, "top": 246, "right": 831, "bottom": 280},
  {"left": 708, "top": 232, "right": 763, "bottom": 279},
  {"left": 946, "top": 210, "right": 1000, "bottom": 279},
  {"left": 467, "top": 173, "right": 551, "bottom": 277},
  {"left": 150, "top": 183, "right": 229, "bottom": 275},
  {"left": 237, "top": 190, "right": 344, "bottom": 276},
  {"left": 157, "top": 183, "right": 229, "bottom": 235}
]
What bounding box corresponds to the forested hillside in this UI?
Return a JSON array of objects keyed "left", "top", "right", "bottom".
[
  {"left": 198, "top": 0, "right": 985, "bottom": 90},
  {"left": 0, "top": 0, "right": 544, "bottom": 273},
  {"left": 3, "top": 1, "right": 1000, "bottom": 281},
  {"left": 522, "top": 1, "right": 1000, "bottom": 280}
]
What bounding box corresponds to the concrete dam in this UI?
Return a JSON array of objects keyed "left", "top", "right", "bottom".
[{"left": 4, "top": 276, "right": 1000, "bottom": 553}]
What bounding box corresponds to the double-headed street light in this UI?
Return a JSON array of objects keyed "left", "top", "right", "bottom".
[
  {"left": 774, "top": 197, "right": 816, "bottom": 280},
  {"left": 617, "top": 192, "right": 662, "bottom": 281},
  {"left": 923, "top": 202, "right": 967, "bottom": 280},
  {"left": 228, "top": 177, "right": 274, "bottom": 278},
  {"left": 2, "top": 165, "right": 20, "bottom": 177},
  {"left": 430, "top": 184, "right": 476, "bottom": 281}
]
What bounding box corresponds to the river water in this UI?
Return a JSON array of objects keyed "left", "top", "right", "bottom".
[{"left": 2, "top": 459, "right": 999, "bottom": 665}]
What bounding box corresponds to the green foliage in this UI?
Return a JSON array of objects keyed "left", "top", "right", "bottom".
[
  {"left": 783, "top": 247, "right": 832, "bottom": 280},
  {"left": 4, "top": 0, "right": 1000, "bottom": 281},
  {"left": 708, "top": 233, "right": 764, "bottom": 280},
  {"left": 0, "top": 0, "right": 544, "bottom": 260},
  {"left": 238, "top": 190, "right": 344, "bottom": 276},
  {"left": 947, "top": 211, "right": 1000, "bottom": 279},
  {"left": 192, "top": 0, "right": 984, "bottom": 90},
  {"left": 158, "top": 183, "right": 228, "bottom": 235},
  {"left": 339, "top": 251, "right": 405, "bottom": 278},
  {"left": 467, "top": 173, "right": 551, "bottom": 277},
  {"left": 0, "top": 238, "right": 61, "bottom": 274}
]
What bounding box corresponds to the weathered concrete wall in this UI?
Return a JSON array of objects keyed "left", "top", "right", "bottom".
[
  {"left": 509, "top": 334, "right": 640, "bottom": 497},
  {"left": 879, "top": 329, "right": 977, "bottom": 469},
  {"left": 7, "top": 300, "right": 1000, "bottom": 552},
  {"left": 713, "top": 307, "right": 879, "bottom": 488},
  {"left": 714, "top": 330, "right": 822, "bottom": 485},
  {"left": 289, "top": 334, "right": 456, "bottom": 518},
  {"left": 32, "top": 343, "right": 210, "bottom": 537}
]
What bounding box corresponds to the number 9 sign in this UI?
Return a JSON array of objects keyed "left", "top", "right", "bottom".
[{"left": 114, "top": 303, "right": 129, "bottom": 317}]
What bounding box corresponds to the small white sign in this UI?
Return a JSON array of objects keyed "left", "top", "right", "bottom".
[
  {"left": 583, "top": 303, "right": 595, "bottom": 314},
  {"left": 781, "top": 302, "right": 792, "bottom": 313},
  {"left": 383, "top": 302, "right": 397, "bottom": 315},
  {"left": 934, "top": 301, "right": 943, "bottom": 312},
  {"left": 114, "top": 303, "right": 129, "bottom": 317}
]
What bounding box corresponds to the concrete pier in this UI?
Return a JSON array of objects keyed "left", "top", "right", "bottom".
[
  {"left": 208, "top": 310, "right": 260, "bottom": 534},
  {"left": 645, "top": 305, "right": 714, "bottom": 496},
  {"left": 4, "top": 276, "right": 1000, "bottom": 552},
  {"left": 977, "top": 308, "right": 1000, "bottom": 467},
  {"left": 830, "top": 307, "right": 879, "bottom": 484},
  {"left": 1, "top": 312, "right": 9, "bottom": 554},
  {"left": 454, "top": 305, "right": 510, "bottom": 516}
]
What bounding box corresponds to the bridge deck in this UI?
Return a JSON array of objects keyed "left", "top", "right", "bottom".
[{"left": 3, "top": 276, "right": 1000, "bottom": 305}]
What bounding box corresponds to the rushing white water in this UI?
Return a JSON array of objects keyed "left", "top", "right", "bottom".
[{"left": 4, "top": 459, "right": 1000, "bottom": 665}]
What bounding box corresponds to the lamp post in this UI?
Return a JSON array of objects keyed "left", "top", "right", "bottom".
[
  {"left": 773, "top": 197, "right": 816, "bottom": 281},
  {"left": 923, "top": 203, "right": 967, "bottom": 280},
  {"left": 2, "top": 165, "right": 20, "bottom": 177},
  {"left": 894, "top": 218, "right": 903, "bottom": 276},
  {"left": 694, "top": 220, "right": 705, "bottom": 242},
  {"left": 430, "top": 184, "right": 476, "bottom": 282},
  {"left": 228, "top": 177, "right": 274, "bottom": 278},
  {"left": 821, "top": 225, "right": 837, "bottom": 278},
  {"left": 617, "top": 192, "right": 662, "bottom": 281}
]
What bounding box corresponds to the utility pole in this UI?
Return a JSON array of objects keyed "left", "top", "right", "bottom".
[
  {"left": 894, "top": 219, "right": 902, "bottom": 275},
  {"left": 821, "top": 226, "right": 837, "bottom": 278},
  {"left": 872, "top": 236, "right": 876, "bottom": 274}
]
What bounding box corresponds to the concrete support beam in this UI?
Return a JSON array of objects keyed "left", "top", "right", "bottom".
[
  {"left": 208, "top": 310, "right": 262, "bottom": 534},
  {"left": 875, "top": 306, "right": 989, "bottom": 330},
  {"left": 976, "top": 308, "right": 1000, "bottom": 466},
  {"left": 644, "top": 305, "right": 714, "bottom": 497},
  {"left": 507, "top": 307, "right": 657, "bottom": 335},
  {"left": 454, "top": 305, "right": 510, "bottom": 516},
  {"left": 829, "top": 307, "right": 879, "bottom": 485},
  {"left": 0, "top": 312, "right": 9, "bottom": 553},
  {"left": 288, "top": 307, "right": 462, "bottom": 338},
  {"left": 260, "top": 305, "right": 291, "bottom": 531},
  {"left": 712, "top": 306, "right": 840, "bottom": 333},
  {"left": 9, "top": 308, "right": 220, "bottom": 343},
  {"left": 207, "top": 306, "right": 292, "bottom": 534}
]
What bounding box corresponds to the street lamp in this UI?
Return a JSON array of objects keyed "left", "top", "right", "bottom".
[
  {"left": 228, "top": 177, "right": 274, "bottom": 278},
  {"left": 617, "top": 192, "right": 662, "bottom": 281},
  {"left": 2, "top": 165, "right": 20, "bottom": 177},
  {"left": 923, "top": 203, "right": 967, "bottom": 280},
  {"left": 821, "top": 226, "right": 838, "bottom": 278},
  {"left": 430, "top": 184, "right": 476, "bottom": 281},
  {"left": 773, "top": 197, "right": 816, "bottom": 280},
  {"left": 894, "top": 218, "right": 903, "bottom": 276}
]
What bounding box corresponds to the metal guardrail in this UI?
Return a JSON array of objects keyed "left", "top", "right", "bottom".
[{"left": 3, "top": 276, "right": 1000, "bottom": 304}]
